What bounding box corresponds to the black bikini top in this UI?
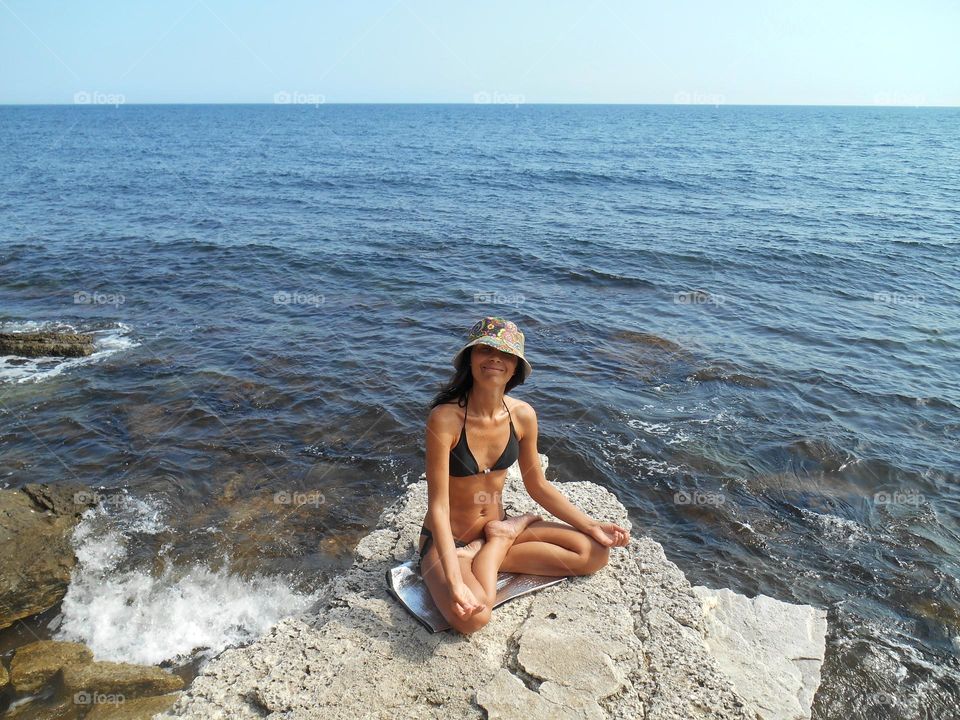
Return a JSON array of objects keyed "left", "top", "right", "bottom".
[{"left": 449, "top": 394, "right": 519, "bottom": 477}]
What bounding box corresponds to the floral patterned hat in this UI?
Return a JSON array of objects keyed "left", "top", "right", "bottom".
[{"left": 452, "top": 316, "right": 532, "bottom": 381}]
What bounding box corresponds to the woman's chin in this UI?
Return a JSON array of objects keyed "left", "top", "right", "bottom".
[{"left": 475, "top": 377, "right": 507, "bottom": 388}]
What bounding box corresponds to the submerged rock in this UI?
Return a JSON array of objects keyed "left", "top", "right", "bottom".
[
  {"left": 4, "top": 698, "right": 77, "bottom": 720},
  {"left": 691, "top": 366, "right": 770, "bottom": 389},
  {"left": 612, "top": 330, "right": 685, "bottom": 353},
  {"left": 85, "top": 693, "right": 181, "bottom": 719},
  {"left": 4, "top": 640, "right": 183, "bottom": 720},
  {"left": 0, "top": 331, "right": 95, "bottom": 358},
  {"left": 9, "top": 640, "right": 94, "bottom": 693},
  {"left": 0, "top": 483, "right": 98, "bottom": 629},
  {"left": 62, "top": 660, "right": 184, "bottom": 698},
  {"left": 161, "top": 460, "right": 828, "bottom": 719}
]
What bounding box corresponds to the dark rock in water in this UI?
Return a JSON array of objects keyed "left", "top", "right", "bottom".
[
  {"left": 0, "top": 483, "right": 98, "bottom": 630},
  {"left": 604, "top": 330, "right": 693, "bottom": 382},
  {"left": 691, "top": 366, "right": 770, "bottom": 389},
  {"left": 613, "top": 329, "right": 685, "bottom": 353},
  {"left": 0, "top": 331, "right": 95, "bottom": 358}
]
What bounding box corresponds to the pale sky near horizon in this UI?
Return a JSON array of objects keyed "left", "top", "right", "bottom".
[{"left": 1, "top": 0, "right": 958, "bottom": 106}]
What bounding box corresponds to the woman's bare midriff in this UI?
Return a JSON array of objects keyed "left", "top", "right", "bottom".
[{"left": 421, "top": 469, "right": 508, "bottom": 542}]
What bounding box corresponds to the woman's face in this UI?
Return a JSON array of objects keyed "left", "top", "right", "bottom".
[{"left": 470, "top": 343, "right": 518, "bottom": 385}]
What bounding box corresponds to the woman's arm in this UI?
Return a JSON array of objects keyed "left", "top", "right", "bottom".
[
  {"left": 516, "top": 403, "right": 630, "bottom": 546},
  {"left": 425, "top": 407, "right": 486, "bottom": 617},
  {"left": 424, "top": 407, "right": 465, "bottom": 583}
]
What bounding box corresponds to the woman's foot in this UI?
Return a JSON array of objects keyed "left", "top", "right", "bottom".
[
  {"left": 456, "top": 538, "right": 485, "bottom": 560},
  {"left": 484, "top": 512, "right": 541, "bottom": 542}
]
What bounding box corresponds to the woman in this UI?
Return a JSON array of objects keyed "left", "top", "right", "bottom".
[{"left": 418, "top": 316, "right": 631, "bottom": 634}]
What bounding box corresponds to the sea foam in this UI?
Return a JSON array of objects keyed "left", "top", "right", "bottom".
[
  {"left": 54, "top": 493, "right": 321, "bottom": 666},
  {"left": 0, "top": 321, "right": 139, "bottom": 384}
]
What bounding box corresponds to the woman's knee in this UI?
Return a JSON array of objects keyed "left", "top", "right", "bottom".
[
  {"left": 578, "top": 537, "right": 610, "bottom": 575},
  {"left": 450, "top": 607, "right": 492, "bottom": 635}
]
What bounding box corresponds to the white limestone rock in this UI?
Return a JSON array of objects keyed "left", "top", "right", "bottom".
[{"left": 692, "top": 586, "right": 828, "bottom": 720}]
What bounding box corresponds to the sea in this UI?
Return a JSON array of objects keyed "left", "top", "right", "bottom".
[{"left": 0, "top": 104, "right": 957, "bottom": 720}]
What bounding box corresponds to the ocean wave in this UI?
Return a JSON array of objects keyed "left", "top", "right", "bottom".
[
  {"left": 800, "top": 508, "right": 868, "bottom": 544},
  {"left": 563, "top": 267, "right": 657, "bottom": 288},
  {"left": 262, "top": 175, "right": 340, "bottom": 190},
  {"left": 55, "top": 493, "right": 320, "bottom": 666}
]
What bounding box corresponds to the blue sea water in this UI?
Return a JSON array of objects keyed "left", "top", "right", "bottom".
[{"left": 0, "top": 104, "right": 958, "bottom": 719}]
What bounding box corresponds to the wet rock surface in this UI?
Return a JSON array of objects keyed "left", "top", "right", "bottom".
[
  {"left": 9, "top": 640, "right": 94, "bottom": 693},
  {"left": 0, "top": 331, "right": 95, "bottom": 358},
  {"left": 0, "top": 483, "right": 97, "bottom": 630}
]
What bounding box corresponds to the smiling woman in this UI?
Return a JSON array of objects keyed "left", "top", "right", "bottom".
[{"left": 416, "top": 316, "right": 631, "bottom": 634}]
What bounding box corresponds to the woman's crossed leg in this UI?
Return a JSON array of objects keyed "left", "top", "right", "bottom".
[{"left": 421, "top": 514, "right": 609, "bottom": 634}]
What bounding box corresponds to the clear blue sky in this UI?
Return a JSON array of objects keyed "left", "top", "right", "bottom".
[{"left": 2, "top": 0, "right": 958, "bottom": 105}]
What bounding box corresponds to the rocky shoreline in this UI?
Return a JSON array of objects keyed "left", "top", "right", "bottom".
[
  {"left": 161, "top": 457, "right": 828, "bottom": 720},
  {"left": 1, "top": 484, "right": 98, "bottom": 631},
  {"left": 0, "top": 485, "right": 185, "bottom": 719}
]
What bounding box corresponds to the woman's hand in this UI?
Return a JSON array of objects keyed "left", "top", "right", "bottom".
[
  {"left": 449, "top": 580, "right": 486, "bottom": 618},
  {"left": 586, "top": 521, "right": 631, "bottom": 548}
]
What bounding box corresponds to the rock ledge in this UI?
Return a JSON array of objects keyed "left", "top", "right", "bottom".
[{"left": 160, "top": 459, "right": 826, "bottom": 720}]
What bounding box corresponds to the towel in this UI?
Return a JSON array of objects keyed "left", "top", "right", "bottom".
[{"left": 386, "top": 561, "right": 568, "bottom": 633}]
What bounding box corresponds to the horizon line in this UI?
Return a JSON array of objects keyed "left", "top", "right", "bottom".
[{"left": 1, "top": 101, "right": 956, "bottom": 108}]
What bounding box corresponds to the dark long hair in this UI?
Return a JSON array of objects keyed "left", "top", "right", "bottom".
[{"left": 429, "top": 346, "right": 526, "bottom": 409}]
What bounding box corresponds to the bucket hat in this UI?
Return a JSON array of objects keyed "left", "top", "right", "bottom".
[{"left": 452, "top": 317, "right": 532, "bottom": 381}]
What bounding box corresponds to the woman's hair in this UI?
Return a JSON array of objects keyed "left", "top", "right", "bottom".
[{"left": 429, "top": 346, "right": 526, "bottom": 409}]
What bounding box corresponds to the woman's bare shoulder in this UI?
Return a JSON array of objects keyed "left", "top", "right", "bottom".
[
  {"left": 428, "top": 400, "right": 462, "bottom": 427},
  {"left": 505, "top": 395, "right": 532, "bottom": 410},
  {"left": 505, "top": 396, "right": 535, "bottom": 426}
]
